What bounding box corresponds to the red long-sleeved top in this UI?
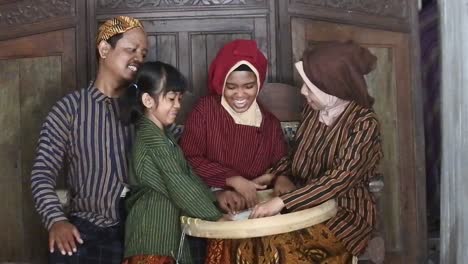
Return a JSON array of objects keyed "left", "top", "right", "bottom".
[{"left": 179, "top": 95, "right": 287, "bottom": 188}]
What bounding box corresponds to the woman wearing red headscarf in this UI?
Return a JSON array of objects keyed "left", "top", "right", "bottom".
[
  {"left": 243, "top": 41, "right": 384, "bottom": 263},
  {"left": 179, "top": 39, "right": 290, "bottom": 263},
  {"left": 180, "top": 39, "right": 289, "bottom": 211}
]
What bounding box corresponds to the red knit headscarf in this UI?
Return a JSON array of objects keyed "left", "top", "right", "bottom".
[{"left": 208, "top": 39, "right": 268, "bottom": 95}]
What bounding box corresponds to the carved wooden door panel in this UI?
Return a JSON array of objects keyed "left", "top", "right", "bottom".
[
  {"left": 0, "top": 29, "right": 78, "bottom": 263},
  {"left": 0, "top": 30, "right": 76, "bottom": 262},
  {"left": 0, "top": 1, "right": 85, "bottom": 261},
  {"left": 141, "top": 25, "right": 265, "bottom": 122},
  {"left": 281, "top": 2, "right": 426, "bottom": 263}
]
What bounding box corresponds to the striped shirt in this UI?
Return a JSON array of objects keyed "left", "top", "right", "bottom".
[
  {"left": 124, "top": 117, "right": 222, "bottom": 262},
  {"left": 272, "top": 102, "right": 383, "bottom": 255},
  {"left": 179, "top": 95, "right": 287, "bottom": 188},
  {"left": 31, "top": 85, "right": 133, "bottom": 229}
]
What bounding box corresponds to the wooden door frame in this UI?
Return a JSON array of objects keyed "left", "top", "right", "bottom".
[
  {"left": 408, "top": 1, "right": 428, "bottom": 262},
  {"left": 277, "top": 1, "right": 413, "bottom": 84}
]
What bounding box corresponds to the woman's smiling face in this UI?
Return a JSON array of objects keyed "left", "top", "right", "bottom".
[{"left": 223, "top": 71, "right": 258, "bottom": 113}]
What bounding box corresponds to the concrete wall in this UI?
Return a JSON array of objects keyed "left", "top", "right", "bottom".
[{"left": 440, "top": 0, "right": 468, "bottom": 263}]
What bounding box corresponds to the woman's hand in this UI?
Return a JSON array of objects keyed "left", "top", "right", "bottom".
[
  {"left": 252, "top": 173, "right": 275, "bottom": 186},
  {"left": 214, "top": 190, "right": 246, "bottom": 214},
  {"left": 249, "top": 197, "right": 285, "bottom": 219},
  {"left": 273, "top": 175, "right": 296, "bottom": 196},
  {"left": 226, "top": 176, "right": 266, "bottom": 208}
]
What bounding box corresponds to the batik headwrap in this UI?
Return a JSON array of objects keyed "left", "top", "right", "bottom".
[
  {"left": 302, "top": 41, "right": 377, "bottom": 108},
  {"left": 96, "top": 16, "right": 144, "bottom": 47}
]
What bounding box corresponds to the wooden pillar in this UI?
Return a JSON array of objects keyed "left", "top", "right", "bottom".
[{"left": 440, "top": 0, "right": 468, "bottom": 263}]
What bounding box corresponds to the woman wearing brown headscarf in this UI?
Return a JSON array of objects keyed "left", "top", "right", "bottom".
[{"left": 242, "top": 41, "right": 384, "bottom": 263}]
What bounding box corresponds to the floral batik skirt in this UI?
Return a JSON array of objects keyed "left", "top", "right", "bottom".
[
  {"left": 205, "top": 223, "right": 354, "bottom": 264},
  {"left": 122, "top": 255, "right": 175, "bottom": 264}
]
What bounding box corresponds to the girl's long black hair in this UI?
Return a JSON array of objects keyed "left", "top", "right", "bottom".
[{"left": 120, "top": 61, "right": 186, "bottom": 124}]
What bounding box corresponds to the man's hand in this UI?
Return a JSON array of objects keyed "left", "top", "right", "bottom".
[
  {"left": 252, "top": 173, "right": 275, "bottom": 186},
  {"left": 249, "top": 197, "right": 285, "bottom": 219},
  {"left": 226, "top": 176, "right": 266, "bottom": 208},
  {"left": 273, "top": 175, "right": 296, "bottom": 196},
  {"left": 214, "top": 190, "right": 246, "bottom": 214},
  {"left": 49, "top": 220, "right": 83, "bottom": 256}
]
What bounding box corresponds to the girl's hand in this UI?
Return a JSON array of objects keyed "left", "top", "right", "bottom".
[
  {"left": 226, "top": 176, "right": 266, "bottom": 208},
  {"left": 214, "top": 190, "right": 246, "bottom": 214},
  {"left": 217, "top": 214, "right": 233, "bottom": 222},
  {"left": 249, "top": 197, "right": 285, "bottom": 219}
]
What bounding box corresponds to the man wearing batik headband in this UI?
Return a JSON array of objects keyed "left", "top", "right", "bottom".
[{"left": 30, "top": 16, "right": 148, "bottom": 263}]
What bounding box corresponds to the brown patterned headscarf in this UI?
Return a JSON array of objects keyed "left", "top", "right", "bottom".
[
  {"left": 302, "top": 41, "right": 377, "bottom": 108},
  {"left": 96, "top": 16, "right": 144, "bottom": 47}
]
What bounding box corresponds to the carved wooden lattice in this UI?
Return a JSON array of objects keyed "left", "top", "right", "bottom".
[
  {"left": 290, "top": 0, "right": 408, "bottom": 19},
  {"left": 0, "top": 0, "right": 74, "bottom": 26},
  {"left": 98, "top": 0, "right": 266, "bottom": 9}
]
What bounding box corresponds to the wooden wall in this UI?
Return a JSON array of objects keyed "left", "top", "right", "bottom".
[
  {"left": 0, "top": 0, "right": 86, "bottom": 262},
  {"left": 0, "top": 1, "right": 426, "bottom": 263}
]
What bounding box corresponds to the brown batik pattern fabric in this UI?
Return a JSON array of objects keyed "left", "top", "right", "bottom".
[
  {"left": 122, "top": 255, "right": 175, "bottom": 264},
  {"left": 96, "top": 16, "right": 143, "bottom": 45},
  {"left": 206, "top": 224, "right": 352, "bottom": 264}
]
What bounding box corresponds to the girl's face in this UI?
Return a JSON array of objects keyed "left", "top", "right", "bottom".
[
  {"left": 300, "top": 84, "right": 326, "bottom": 111},
  {"left": 223, "top": 71, "right": 258, "bottom": 113},
  {"left": 144, "top": 91, "right": 183, "bottom": 129}
]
